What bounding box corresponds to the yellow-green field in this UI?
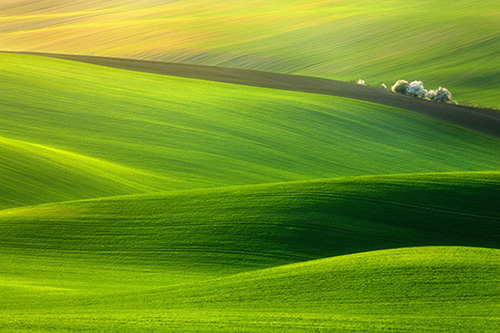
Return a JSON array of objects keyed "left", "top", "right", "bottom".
[{"left": 1, "top": 0, "right": 499, "bottom": 108}]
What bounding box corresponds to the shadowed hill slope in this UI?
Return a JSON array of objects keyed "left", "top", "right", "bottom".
[
  {"left": 1, "top": 172, "right": 499, "bottom": 276},
  {"left": 9, "top": 51, "right": 500, "bottom": 138}
]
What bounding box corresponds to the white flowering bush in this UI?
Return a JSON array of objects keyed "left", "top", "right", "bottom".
[
  {"left": 390, "top": 79, "right": 458, "bottom": 105},
  {"left": 407, "top": 81, "right": 427, "bottom": 97},
  {"left": 391, "top": 80, "right": 409, "bottom": 94},
  {"left": 427, "top": 87, "right": 457, "bottom": 104}
]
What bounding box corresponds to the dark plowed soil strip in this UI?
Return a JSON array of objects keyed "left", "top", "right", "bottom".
[{"left": 7, "top": 51, "right": 500, "bottom": 137}]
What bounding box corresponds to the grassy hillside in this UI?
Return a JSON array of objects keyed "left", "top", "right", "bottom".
[
  {"left": 1, "top": 51, "right": 499, "bottom": 331},
  {"left": 1, "top": 247, "right": 498, "bottom": 332},
  {"left": 1, "top": 53, "right": 499, "bottom": 208},
  {"left": 102, "top": 247, "right": 500, "bottom": 332},
  {"left": 0, "top": 135, "right": 178, "bottom": 209},
  {"left": 1, "top": 172, "right": 499, "bottom": 282},
  {"left": 1, "top": 0, "right": 498, "bottom": 108},
  {"left": 15, "top": 52, "right": 500, "bottom": 138}
]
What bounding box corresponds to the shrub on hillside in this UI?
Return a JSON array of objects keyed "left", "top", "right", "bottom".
[
  {"left": 391, "top": 79, "right": 458, "bottom": 105},
  {"left": 427, "top": 87, "right": 458, "bottom": 104},
  {"left": 407, "top": 81, "right": 427, "bottom": 97},
  {"left": 391, "top": 80, "right": 409, "bottom": 94}
]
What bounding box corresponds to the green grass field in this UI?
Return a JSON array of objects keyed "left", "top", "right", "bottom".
[
  {"left": 0, "top": 0, "right": 499, "bottom": 108},
  {"left": 2, "top": 53, "right": 500, "bottom": 208},
  {"left": 1, "top": 52, "right": 499, "bottom": 331},
  {"left": 1, "top": 171, "right": 499, "bottom": 277},
  {"left": 1, "top": 247, "right": 498, "bottom": 332},
  {"left": 1, "top": 172, "right": 500, "bottom": 331}
]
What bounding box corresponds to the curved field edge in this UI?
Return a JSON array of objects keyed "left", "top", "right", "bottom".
[
  {"left": 1, "top": 247, "right": 498, "bottom": 332},
  {"left": 1, "top": 171, "right": 499, "bottom": 278},
  {"left": 7, "top": 51, "right": 500, "bottom": 137},
  {"left": 1, "top": 53, "right": 500, "bottom": 209}
]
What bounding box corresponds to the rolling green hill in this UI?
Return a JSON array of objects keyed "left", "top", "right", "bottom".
[
  {"left": 101, "top": 246, "right": 500, "bottom": 332},
  {"left": 1, "top": 52, "right": 499, "bottom": 332},
  {"left": 1, "top": 0, "right": 498, "bottom": 108},
  {"left": 1, "top": 247, "right": 498, "bottom": 332},
  {"left": 1, "top": 171, "right": 499, "bottom": 321},
  {"left": 12, "top": 51, "right": 500, "bottom": 137},
  {"left": 0, "top": 135, "right": 178, "bottom": 209},
  {"left": 1, "top": 172, "right": 499, "bottom": 274},
  {"left": 1, "top": 53, "right": 499, "bottom": 208}
]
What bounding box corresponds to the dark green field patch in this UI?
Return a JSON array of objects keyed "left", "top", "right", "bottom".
[{"left": 1, "top": 172, "right": 499, "bottom": 278}]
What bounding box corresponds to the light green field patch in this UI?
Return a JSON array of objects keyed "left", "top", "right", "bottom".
[
  {"left": 0, "top": 247, "right": 498, "bottom": 332},
  {"left": 0, "top": 135, "right": 181, "bottom": 209}
]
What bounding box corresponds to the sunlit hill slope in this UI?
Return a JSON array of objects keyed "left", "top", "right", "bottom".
[{"left": 1, "top": 0, "right": 499, "bottom": 107}]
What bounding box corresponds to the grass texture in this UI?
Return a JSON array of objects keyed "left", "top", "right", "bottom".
[
  {"left": 0, "top": 246, "right": 498, "bottom": 331},
  {"left": 1, "top": 53, "right": 499, "bottom": 209},
  {"left": 0, "top": 135, "right": 172, "bottom": 208},
  {"left": 0, "top": 53, "right": 499, "bottom": 331},
  {"left": 1, "top": 173, "right": 499, "bottom": 331},
  {"left": 0, "top": 0, "right": 499, "bottom": 107},
  {"left": 1, "top": 171, "right": 499, "bottom": 274}
]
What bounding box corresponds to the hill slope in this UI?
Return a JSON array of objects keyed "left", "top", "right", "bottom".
[
  {"left": 1, "top": 247, "right": 498, "bottom": 332},
  {"left": 10, "top": 51, "right": 500, "bottom": 137},
  {"left": 1, "top": 53, "right": 499, "bottom": 207},
  {"left": 0, "top": 135, "right": 179, "bottom": 209},
  {"left": 105, "top": 247, "right": 500, "bottom": 332},
  {"left": 1, "top": 0, "right": 498, "bottom": 107},
  {"left": 1, "top": 172, "right": 499, "bottom": 278}
]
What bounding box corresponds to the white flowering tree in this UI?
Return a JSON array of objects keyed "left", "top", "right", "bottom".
[{"left": 390, "top": 79, "right": 458, "bottom": 105}]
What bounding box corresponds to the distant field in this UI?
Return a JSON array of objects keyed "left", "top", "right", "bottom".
[{"left": 0, "top": 0, "right": 498, "bottom": 108}]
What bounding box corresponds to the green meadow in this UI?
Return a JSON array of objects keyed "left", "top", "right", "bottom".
[
  {"left": 0, "top": 52, "right": 499, "bottom": 331},
  {"left": 0, "top": 0, "right": 499, "bottom": 108},
  {"left": 1, "top": 53, "right": 499, "bottom": 207},
  {"left": 1, "top": 246, "right": 498, "bottom": 332}
]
